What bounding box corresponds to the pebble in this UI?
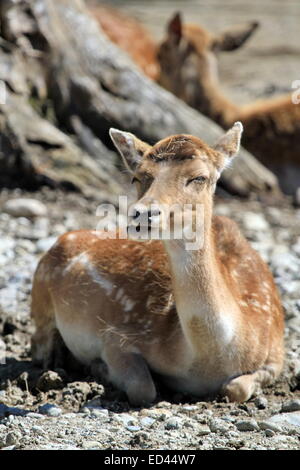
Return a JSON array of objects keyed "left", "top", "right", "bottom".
[
  {"left": 82, "top": 440, "right": 102, "bottom": 449},
  {"left": 0, "top": 438, "right": 6, "bottom": 449},
  {"left": 126, "top": 425, "right": 141, "bottom": 432},
  {"left": 140, "top": 417, "right": 155, "bottom": 428},
  {"left": 258, "top": 421, "right": 282, "bottom": 433},
  {"left": 114, "top": 414, "right": 138, "bottom": 426},
  {"left": 2, "top": 198, "right": 47, "bottom": 218},
  {"left": 26, "top": 413, "right": 45, "bottom": 419},
  {"left": 89, "top": 408, "right": 109, "bottom": 418},
  {"left": 197, "top": 425, "right": 211, "bottom": 436},
  {"left": 37, "top": 371, "right": 64, "bottom": 392},
  {"left": 281, "top": 400, "right": 300, "bottom": 413},
  {"left": 165, "top": 417, "right": 181, "bottom": 430},
  {"left": 235, "top": 419, "right": 259, "bottom": 432},
  {"left": 242, "top": 212, "right": 269, "bottom": 231},
  {"left": 38, "top": 404, "right": 62, "bottom": 417},
  {"left": 209, "top": 418, "right": 233, "bottom": 434},
  {"left": 254, "top": 397, "right": 268, "bottom": 410},
  {"left": 267, "top": 412, "right": 300, "bottom": 428},
  {"left": 6, "top": 431, "right": 21, "bottom": 446}
]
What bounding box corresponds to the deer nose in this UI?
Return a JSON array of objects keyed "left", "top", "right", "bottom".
[{"left": 132, "top": 207, "right": 161, "bottom": 225}]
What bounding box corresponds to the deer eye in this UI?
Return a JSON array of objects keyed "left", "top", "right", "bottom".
[{"left": 187, "top": 176, "right": 207, "bottom": 185}]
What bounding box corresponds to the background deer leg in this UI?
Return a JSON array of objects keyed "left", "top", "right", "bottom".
[{"left": 101, "top": 347, "right": 157, "bottom": 406}]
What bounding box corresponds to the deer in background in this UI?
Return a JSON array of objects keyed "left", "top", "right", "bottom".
[
  {"left": 31, "top": 122, "right": 284, "bottom": 405},
  {"left": 158, "top": 13, "right": 300, "bottom": 196},
  {"left": 89, "top": 3, "right": 159, "bottom": 80},
  {"left": 88, "top": 5, "right": 257, "bottom": 84}
]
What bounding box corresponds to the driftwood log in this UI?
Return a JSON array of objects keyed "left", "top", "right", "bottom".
[{"left": 0, "top": 0, "right": 280, "bottom": 199}]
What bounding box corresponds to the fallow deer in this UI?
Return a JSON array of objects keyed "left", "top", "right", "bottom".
[
  {"left": 31, "top": 123, "right": 284, "bottom": 406},
  {"left": 89, "top": 4, "right": 159, "bottom": 80},
  {"left": 158, "top": 13, "right": 300, "bottom": 196}
]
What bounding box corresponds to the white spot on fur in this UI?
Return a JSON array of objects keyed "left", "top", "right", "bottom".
[
  {"left": 64, "top": 252, "right": 89, "bottom": 273},
  {"left": 64, "top": 252, "right": 114, "bottom": 295},
  {"left": 67, "top": 233, "right": 77, "bottom": 241},
  {"left": 85, "top": 261, "right": 114, "bottom": 295}
]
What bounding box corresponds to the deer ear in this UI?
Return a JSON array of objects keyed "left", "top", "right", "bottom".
[
  {"left": 109, "top": 128, "right": 150, "bottom": 173},
  {"left": 213, "top": 21, "right": 259, "bottom": 51},
  {"left": 213, "top": 122, "right": 243, "bottom": 173},
  {"left": 167, "top": 12, "right": 182, "bottom": 43}
]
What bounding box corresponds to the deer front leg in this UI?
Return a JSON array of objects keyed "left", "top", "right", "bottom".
[
  {"left": 101, "top": 347, "right": 157, "bottom": 406},
  {"left": 222, "top": 363, "right": 281, "bottom": 402}
]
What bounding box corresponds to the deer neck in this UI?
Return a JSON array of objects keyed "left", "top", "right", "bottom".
[
  {"left": 163, "top": 212, "right": 239, "bottom": 355},
  {"left": 191, "top": 73, "right": 239, "bottom": 129}
]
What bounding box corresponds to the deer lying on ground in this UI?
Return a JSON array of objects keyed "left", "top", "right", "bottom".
[
  {"left": 31, "top": 123, "right": 284, "bottom": 405},
  {"left": 158, "top": 13, "right": 300, "bottom": 196},
  {"left": 89, "top": 4, "right": 159, "bottom": 80}
]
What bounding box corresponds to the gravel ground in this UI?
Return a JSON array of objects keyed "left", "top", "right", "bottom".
[{"left": 0, "top": 187, "right": 299, "bottom": 450}]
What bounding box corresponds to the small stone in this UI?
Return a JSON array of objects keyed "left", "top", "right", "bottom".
[
  {"left": 281, "top": 400, "right": 300, "bottom": 413},
  {"left": 140, "top": 417, "right": 155, "bottom": 428},
  {"left": 266, "top": 412, "right": 300, "bottom": 428},
  {"left": 265, "top": 429, "right": 275, "bottom": 437},
  {"left": 26, "top": 413, "right": 44, "bottom": 419},
  {"left": 0, "top": 438, "right": 6, "bottom": 449},
  {"left": 3, "top": 198, "right": 47, "bottom": 218},
  {"left": 38, "top": 404, "right": 62, "bottom": 417},
  {"left": 209, "top": 418, "right": 233, "bottom": 434},
  {"left": 259, "top": 421, "right": 282, "bottom": 433},
  {"left": 197, "top": 425, "right": 211, "bottom": 436},
  {"left": 182, "top": 405, "right": 199, "bottom": 413},
  {"left": 242, "top": 212, "right": 269, "bottom": 231},
  {"left": 114, "top": 414, "right": 138, "bottom": 426},
  {"left": 31, "top": 425, "right": 45, "bottom": 434},
  {"left": 254, "top": 396, "right": 268, "bottom": 409},
  {"left": 90, "top": 408, "right": 109, "bottom": 419},
  {"left": 82, "top": 440, "right": 101, "bottom": 449},
  {"left": 37, "top": 371, "right": 64, "bottom": 392},
  {"left": 235, "top": 419, "right": 259, "bottom": 432},
  {"left": 156, "top": 401, "right": 172, "bottom": 408},
  {"left": 165, "top": 417, "right": 180, "bottom": 430},
  {"left": 126, "top": 425, "right": 141, "bottom": 432},
  {"left": 6, "top": 431, "right": 20, "bottom": 446}
]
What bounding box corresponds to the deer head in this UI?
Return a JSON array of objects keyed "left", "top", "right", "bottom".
[
  {"left": 110, "top": 123, "right": 243, "bottom": 247},
  {"left": 158, "top": 13, "right": 258, "bottom": 105}
]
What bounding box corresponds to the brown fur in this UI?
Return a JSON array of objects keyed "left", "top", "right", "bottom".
[
  {"left": 31, "top": 127, "right": 284, "bottom": 405},
  {"left": 89, "top": 4, "right": 159, "bottom": 80},
  {"left": 158, "top": 15, "right": 300, "bottom": 195}
]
